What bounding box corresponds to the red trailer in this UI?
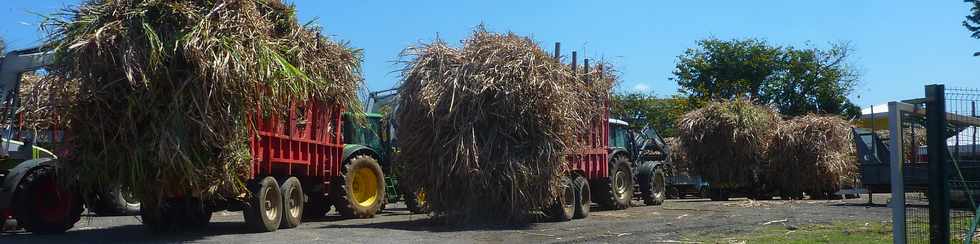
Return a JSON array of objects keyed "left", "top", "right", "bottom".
[{"left": 140, "top": 100, "right": 387, "bottom": 233}]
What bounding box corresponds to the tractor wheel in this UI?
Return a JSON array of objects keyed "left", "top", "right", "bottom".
[
  {"left": 572, "top": 175, "right": 590, "bottom": 219},
  {"left": 279, "top": 177, "right": 303, "bottom": 229},
  {"left": 244, "top": 176, "right": 282, "bottom": 232},
  {"left": 593, "top": 157, "right": 633, "bottom": 210},
  {"left": 91, "top": 185, "right": 141, "bottom": 216},
  {"left": 332, "top": 155, "right": 385, "bottom": 218},
  {"left": 404, "top": 188, "right": 429, "bottom": 214},
  {"left": 639, "top": 166, "right": 667, "bottom": 206},
  {"left": 12, "top": 165, "right": 82, "bottom": 234},
  {"left": 544, "top": 175, "right": 574, "bottom": 222},
  {"left": 140, "top": 197, "right": 212, "bottom": 232}
]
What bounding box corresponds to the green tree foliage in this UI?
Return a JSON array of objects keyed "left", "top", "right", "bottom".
[
  {"left": 966, "top": 0, "right": 980, "bottom": 56},
  {"left": 672, "top": 38, "right": 860, "bottom": 118},
  {"left": 610, "top": 92, "right": 689, "bottom": 138}
]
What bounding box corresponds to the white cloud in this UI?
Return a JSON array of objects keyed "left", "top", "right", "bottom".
[{"left": 631, "top": 83, "right": 651, "bottom": 92}]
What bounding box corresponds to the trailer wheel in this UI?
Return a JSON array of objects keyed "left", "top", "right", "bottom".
[
  {"left": 12, "top": 165, "right": 82, "bottom": 234},
  {"left": 594, "top": 157, "right": 632, "bottom": 210},
  {"left": 279, "top": 177, "right": 303, "bottom": 229},
  {"left": 404, "top": 188, "right": 429, "bottom": 214},
  {"left": 639, "top": 167, "right": 666, "bottom": 206},
  {"left": 90, "top": 185, "right": 141, "bottom": 216},
  {"left": 572, "top": 175, "right": 590, "bottom": 219},
  {"left": 544, "top": 175, "right": 574, "bottom": 222},
  {"left": 244, "top": 176, "right": 282, "bottom": 232},
  {"left": 332, "top": 155, "right": 385, "bottom": 218}
]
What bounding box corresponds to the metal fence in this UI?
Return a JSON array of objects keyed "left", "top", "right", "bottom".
[{"left": 917, "top": 85, "right": 980, "bottom": 244}]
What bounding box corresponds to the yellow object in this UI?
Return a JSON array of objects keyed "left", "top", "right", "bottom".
[{"left": 352, "top": 167, "right": 379, "bottom": 207}]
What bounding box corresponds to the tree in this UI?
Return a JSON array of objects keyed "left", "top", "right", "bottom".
[
  {"left": 1, "top": 37, "right": 5, "bottom": 54},
  {"left": 610, "top": 92, "right": 689, "bottom": 138},
  {"left": 672, "top": 38, "right": 860, "bottom": 118},
  {"left": 671, "top": 38, "right": 782, "bottom": 107},
  {"left": 966, "top": 0, "right": 980, "bottom": 56}
]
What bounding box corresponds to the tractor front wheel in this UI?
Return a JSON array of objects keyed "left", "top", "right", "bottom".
[
  {"left": 12, "top": 165, "right": 82, "bottom": 234},
  {"left": 639, "top": 165, "right": 667, "bottom": 206},
  {"left": 404, "top": 188, "right": 429, "bottom": 214}
]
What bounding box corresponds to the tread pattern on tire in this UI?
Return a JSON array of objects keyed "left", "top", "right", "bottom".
[
  {"left": 639, "top": 166, "right": 666, "bottom": 206},
  {"left": 279, "top": 177, "right": 303, "bottom": 229},
  {"left": 244, "top": 176, "right": 281, "bottom": 232},
  {"left": 332, "top": 154, "right": 384, "bottom": 219},
  {"left": 572, "top": 175, "right": 590, "bottom": 219},
  {"left": 594, "top": 156, "right": 631, "bottom": 210}
]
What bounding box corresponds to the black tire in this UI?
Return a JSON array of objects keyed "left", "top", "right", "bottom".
[
  {"left": 140, "top": 197, "right": 212, "bottom": 232},
  {"left": 12, "top": 165, "right": 83, "bottom": 234},
  {"left": 404, "top": 188, "right": 429, "bottom": 214},
  {"left": 544, "top": 175, "right": 574, "bottom": 222},
  {"left": 90, "top": 185, "right": 141, "bottom": 216},
  {"left": 332, "top": 155, "right": 385, "bottom": 218},
  {"left": 244, "top": 176, "right": 282, "bottom": 232},
  {"left": 708, "top": 188, "right": 730, "bottom": 201},
  {"left": 572, "top": 175, "right": 590, "bottom": 219},
  {"left": 593, "top": 156, "right": 633, "bottom": 210},
  {"left": 279, "top": 177, "right": 303, "bottom": 229},
  {"left": 639, "top": 166, "right": 667, "bottom": 206}
]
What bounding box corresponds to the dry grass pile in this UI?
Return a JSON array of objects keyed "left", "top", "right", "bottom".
[
  {"left": 767, "top": 115, "right": 858, "bottom": 198},
  {"left": 676, "top": 99, "right": 780, "bottom": 188},
  {"left": 665, "top": 137, "right": 690, "bottom": 174},
  {"left": 39, "top": 0, "right": 362, "bottom": 203},
  {"left": 395, "top": 27, "right": 614, "bottom": 222}
]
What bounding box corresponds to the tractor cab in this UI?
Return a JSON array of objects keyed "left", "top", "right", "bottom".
[{"left": 607, "top": 119, "right": 670, "bottom": 163}]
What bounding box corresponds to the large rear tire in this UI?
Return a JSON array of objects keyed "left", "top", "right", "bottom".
[
  {"left": 279, "top": 177, "right": 303, "bottom": 229},
  {"left": 594, "top": 157, "right": 633, "bottom": 210},
  {"left": 332, "top": 155, "right": 385, "bottom": 218},
  {"left": 544, "top": 175, "right": 574, "bottom": 222},
  {"left": 244, "top": 176, "right": 282, "bottom": 232},
  {"left": 12, "top": 165, "right": 82, "bottom": 234},
  {"left": 572, "top": 175, "right": 590, "bottom": 219}
]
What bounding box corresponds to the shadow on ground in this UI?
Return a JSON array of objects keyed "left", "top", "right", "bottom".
[{"left": 0, "top": 221, "right": 253, "bottom": 244}]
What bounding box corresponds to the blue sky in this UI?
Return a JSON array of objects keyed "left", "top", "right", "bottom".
[{"left": 2, "top": 0, "right": 978, "bottom": 107}]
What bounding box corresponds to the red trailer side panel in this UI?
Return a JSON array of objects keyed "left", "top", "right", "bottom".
[{"left": 251, "top": 102, "right": 344, "bottom": 185}]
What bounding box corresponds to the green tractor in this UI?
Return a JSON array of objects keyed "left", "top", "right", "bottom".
[{"left": 340, "top": 88, "right": 426, "bottom": 214}]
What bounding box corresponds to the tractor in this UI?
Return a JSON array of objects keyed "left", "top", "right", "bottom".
[
  {"left": 538, "top": 52, "right": 671, "bottom": 221},
  {"left": 0, "top": 48, "right": 141, "bottom": 234}
]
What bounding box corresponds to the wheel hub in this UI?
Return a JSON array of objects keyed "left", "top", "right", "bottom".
[{"left": 352, "top": 167, "right": 379, "bottom": 207}]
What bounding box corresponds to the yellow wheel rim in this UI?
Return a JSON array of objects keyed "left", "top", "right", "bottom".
[
  {"left": 351, "top": 167, "right": 379, "bottom": 207},
  {"left": 416, "top": 190, "right": 427, "bottom": 206}
]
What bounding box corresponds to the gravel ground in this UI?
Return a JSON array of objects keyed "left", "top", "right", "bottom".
[{"left": 0, "top": 195, "right": 892, "bottom": 243}]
